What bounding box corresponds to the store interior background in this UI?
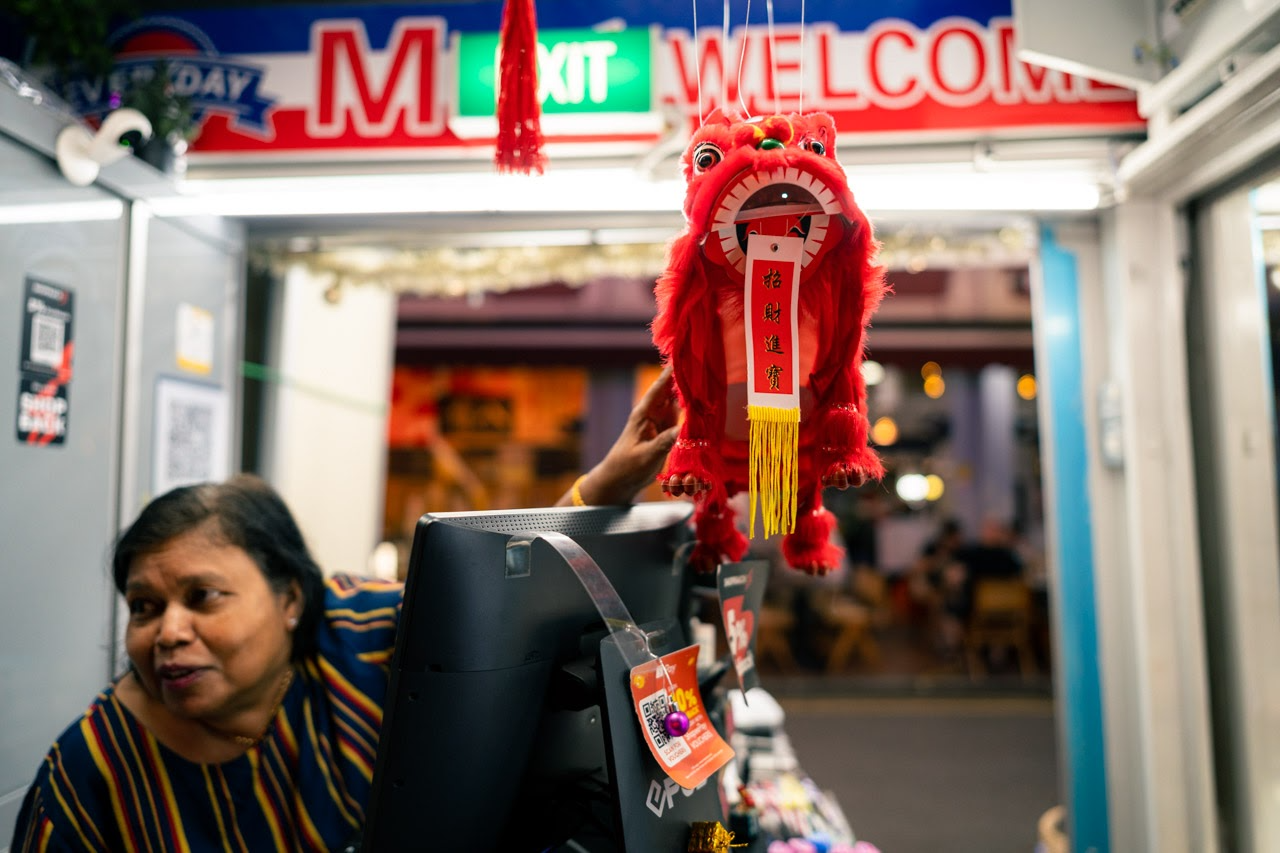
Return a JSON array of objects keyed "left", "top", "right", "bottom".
[
  {"left": 289, "top": 187, "right": 1278, "bottom": 689},
  {"left": 250, "top": 213, "right": 1055, "bottom": 687}
]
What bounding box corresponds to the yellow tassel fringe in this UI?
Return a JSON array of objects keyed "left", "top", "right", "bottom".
[{"left": 748, "top": 404, "right": 800, "bottom": 539}]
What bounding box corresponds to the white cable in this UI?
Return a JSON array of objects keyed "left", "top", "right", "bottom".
[
  {"left": 693, "top": 0, "right": 704, "bottom": 124},
  {"left": 800, "top": 0, "right": 806, "bottom": 113},
  {"left": 738, "top": 0, "right": 752, "bottom": 117},
  {"left": 766, "top": 0, "right": 778, "bottom": 115},
  {"left": 723, "top": 0, "right": 731, "bottom": 112}
]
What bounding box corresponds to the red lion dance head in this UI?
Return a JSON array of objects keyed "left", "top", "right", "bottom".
[{"left": 651, "top": 110, "right": 888, "bottom": 575}]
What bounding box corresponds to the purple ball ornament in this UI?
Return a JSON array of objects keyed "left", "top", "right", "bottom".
[{"left": 664, "top": 708, "right": 691, "bottom": 738}]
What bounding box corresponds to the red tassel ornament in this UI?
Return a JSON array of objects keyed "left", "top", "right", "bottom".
[{"left": 495, "top": 0, "right": 546, "bottom": 174}]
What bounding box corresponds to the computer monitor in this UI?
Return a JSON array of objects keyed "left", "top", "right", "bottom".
[{"left": 363, "top": 501, "right": 697, "bottom": 852}]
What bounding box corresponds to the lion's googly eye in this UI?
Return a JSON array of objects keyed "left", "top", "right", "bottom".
[
  {"left": 692, "top": 142, "right": 724, "bottom": 173},
  {"left": 803, "top": 139, "right": 827, "bottom": 156}
]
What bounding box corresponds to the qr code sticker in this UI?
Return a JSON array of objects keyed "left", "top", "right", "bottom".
[
  {"left": 639, "top": 689, "right": 691, "bottom": 768},
  {"left": 29, "top": 314, "right": 65, "bottom": 369},
  {"left": 165, "top": 399, "right": 214, "bottom": 483}
]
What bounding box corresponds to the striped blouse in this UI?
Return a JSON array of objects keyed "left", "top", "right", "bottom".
[{"left": 11, "top": 575, "right": 403, "bottom": 853}]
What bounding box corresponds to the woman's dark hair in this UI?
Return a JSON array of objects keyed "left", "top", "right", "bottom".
[{"left": 112, "top": 474, "right": 327, "bottom": 662}]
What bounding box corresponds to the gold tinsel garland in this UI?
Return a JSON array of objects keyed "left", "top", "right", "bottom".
[{"left": 260, "top": 225, "right": 1036, "bottom": 298}]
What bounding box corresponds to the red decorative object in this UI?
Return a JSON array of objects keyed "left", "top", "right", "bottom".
[
  {"left": 494, "top": 0, "right": 546, "bottom": 174},
  {"left": 652, "top": 110, "right": 888, "bottom": 575}
]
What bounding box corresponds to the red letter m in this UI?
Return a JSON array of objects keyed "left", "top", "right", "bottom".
[{"left": 311, "top": 17, "right": 445, "bottom": 138}]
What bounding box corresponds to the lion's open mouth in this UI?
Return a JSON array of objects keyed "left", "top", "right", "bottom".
[
  {"left": 706, "top": 166, "right": 846, "bottom": 274},
  {"left": 734, "top": 182, "right": 824, "bottom": 220}
]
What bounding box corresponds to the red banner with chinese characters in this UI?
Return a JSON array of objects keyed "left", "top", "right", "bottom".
[{"left": 745, "top": 235, "right": 801, "bottom": 405}]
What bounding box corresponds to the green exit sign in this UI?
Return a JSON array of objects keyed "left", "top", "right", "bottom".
[{"left": 457, "top": 28, "right": 653, "bottom": 117}]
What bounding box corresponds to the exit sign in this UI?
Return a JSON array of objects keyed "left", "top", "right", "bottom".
[{"left": 456, "top": 27, "right": 653, "bottom": 117}]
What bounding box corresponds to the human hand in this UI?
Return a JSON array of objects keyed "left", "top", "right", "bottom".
[{"left": 557, "top": 365, "right": 682, "bottom": 506}]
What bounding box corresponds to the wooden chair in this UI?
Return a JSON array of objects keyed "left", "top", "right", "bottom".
[
  {"left": 755, "top": 601, "right": 798, "bottom": 671},
  {"left": 850, "top": 566, "right": 892, "bottom": 631},
  {"left": 964, "top": 577, "right": 1036, "bottom": 680},
  {"left": 821, "top": 593, "right": 880, "bottom": 672}
]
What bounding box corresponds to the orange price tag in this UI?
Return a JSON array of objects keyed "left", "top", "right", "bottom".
[{"left": 629, "top": 644, "right": 734, "bottom": 790}]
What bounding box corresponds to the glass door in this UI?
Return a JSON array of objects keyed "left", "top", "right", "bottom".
[{"left": 1188, "top": 172, "right": 1280, "bottom": 853}]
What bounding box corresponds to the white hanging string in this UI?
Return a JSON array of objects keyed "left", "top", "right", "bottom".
[
  {"left": 692, "top": 0, "right": 704, "bottom": 124},
  {"left": 765, "top": 0, "right": 778, "bottom": 115},
  {"left": 799, "top": 0, "right": 806, "bottom": 113},
  {"left": 737, "top": 0, "right": 752, "bottom": 117},
  {"left": 696, "top": 0, "right": 806, "bottom": 120},
  {"left": 722, "top": 0, "right": 731, "bottom": 113}
]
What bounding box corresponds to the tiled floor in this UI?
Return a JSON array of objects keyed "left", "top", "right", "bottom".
[
  {"left": 767, "top": 693, "right": 1061, "bottom": 853},
  {"left": 743, "top": 593, "right": 1061, "bottom": 853}
]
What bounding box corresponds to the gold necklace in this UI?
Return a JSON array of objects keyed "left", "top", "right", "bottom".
[{"left": 206, "top": 667, "right": 295, "bottom": 748}]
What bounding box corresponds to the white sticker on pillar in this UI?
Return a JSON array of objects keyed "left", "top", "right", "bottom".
[{"left": 176, "top": 303, "right": 214, "bottom": 375}]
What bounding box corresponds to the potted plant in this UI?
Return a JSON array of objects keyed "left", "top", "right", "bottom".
[
  {"left": 7, "top": 0, "right": 198, "bottom": 175},
  {"left": 118, "top": 59, "right": 202, "bottom": 174},
  {"left": 10, "top": 0, "right": 136, "bottom": 98}
]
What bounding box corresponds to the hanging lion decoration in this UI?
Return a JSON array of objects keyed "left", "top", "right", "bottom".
[{"left": 652, "top": 110, "right": 887, "bottom": 576}]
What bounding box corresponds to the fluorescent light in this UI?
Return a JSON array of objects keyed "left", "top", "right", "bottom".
[
  {"left": 1255, "top": 181, "right": 1280, "bottom": 215},
  {"left": 590, "top": 226, "right": 681, "bottom": 244},
  {"left": 847, "top": 168, "right": 1101, "bottom": 212},
  {"left": 0, "top": 199, "right": 125, "bottom": 224},
  {"left": 151, "top": 168, "right": 687, "bottom": 218},
  {"left": 146, "top": 161, "right": 1101, "bottom": 220}
]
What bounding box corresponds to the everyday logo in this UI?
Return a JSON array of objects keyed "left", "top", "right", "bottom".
[{"left": 73, "top": 17, "right": 276, "bottom": 135}]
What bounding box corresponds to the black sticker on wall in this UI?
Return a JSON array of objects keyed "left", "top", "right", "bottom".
[{"left": 15, "top": 276, "right": 75, "bottom": 446}]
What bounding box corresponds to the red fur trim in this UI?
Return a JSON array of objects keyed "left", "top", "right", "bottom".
[
  {"left": 800, "top": 218, "right": 887, "bottom": 486},
  {"left": 851, "top": 445, "right": 886, "bottom": 482},
  {"left": 782, "top": 506, "right": 844, "bottom": 575},
  {"left": 659, "top": 442, "right": 720, "bottom": 486},
  {"left": 652, "top": 233, "right": 702, "bottom": 356},
  {"left": 812, "top": 405, "right": 883, "bottom": 481},
  {"left": 692, "top": 498, "right": 749, "bottom": 571},
  {"left": 814, "top": 405, "right": 861, "bottom": 447},
  {"left": 653, "top": 244, "right": 728, "bottom": 453}
]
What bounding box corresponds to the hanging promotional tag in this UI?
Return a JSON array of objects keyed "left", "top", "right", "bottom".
[
  {"left": 629, "top": 644, "right": 734, "bottom": 790},
  {"left": 717, "top": 560, "right": 768, "bottom": 696},
  {"left": 507, "top": 530, "right": 734, "bottom": 791}
]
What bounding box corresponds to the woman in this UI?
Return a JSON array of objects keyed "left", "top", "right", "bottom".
[
  {"left": 11, "top": 368, "right": 679, "bottom": 852},
  {"left": 12, "top": 475, "right": 401, "bottom": 851}
]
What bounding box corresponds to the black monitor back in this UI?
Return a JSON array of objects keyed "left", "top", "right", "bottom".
[{"left": 363, "top": 502, "right": 695, "bottom": 852}]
